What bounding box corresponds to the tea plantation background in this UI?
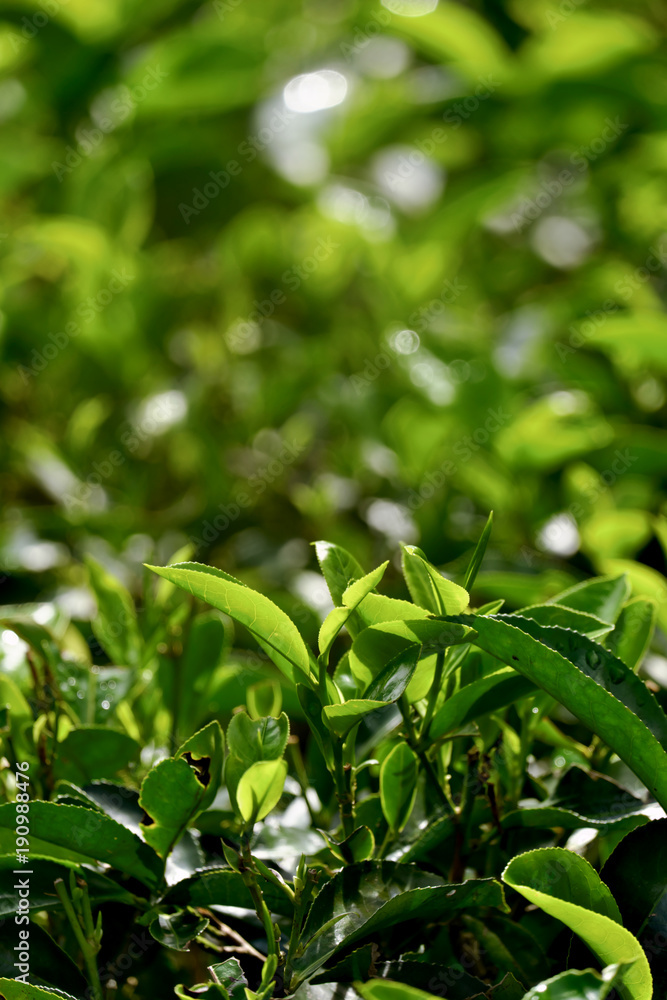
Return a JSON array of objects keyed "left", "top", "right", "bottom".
[{"left": 2, "top": 0, "right": 667, "bottom": 635}]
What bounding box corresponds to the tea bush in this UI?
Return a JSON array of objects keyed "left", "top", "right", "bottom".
[{"left": 1, "top": 519, "right": 666, "bottom": 998}]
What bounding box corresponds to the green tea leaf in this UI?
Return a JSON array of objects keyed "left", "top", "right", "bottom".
[
  {"left": 349, "top": 619, "right": 475, "bottom": 688},
  {"left": 503, "top": 847, "right": 651, "bottom": 1000},
  {"left": 149, "top": 908, "right": 209, "bottom": 951},
  {"left": 605, "top": 598, "right": 656, "bottom": 671},
  {"left": 521, "top": 965, "right": 625, "bottom": 1000},
  {"left": 548, "top": 575, "right": 630, "bottom": 624},
  {"left": 314, "top": 541, "right": 366, "bottom": 639},
  {"left": 164, "top": 867, "right": 293, "bottom": 917},
  {"left": 237, "top": 758, "right": 287, "bottom": 824},
  {"left": 464, "top": 511, "right": 494, "bottom": 591},
  {"left": 292, "top": 862, "right": 507, "bottom": 980},
  {"left": 0, "top": 802, "right": 162, "bottom": 888},
  {"left": 513, "top": 603, "right": 613, "bottom": 639},
  {"left": 355, "top": 982, "right": 441, "bottom": 1000},
  {"left": 176, "top": 720, "right": 225, "bottom": 812},
  {"left": 601, "top": 819, "right": 667, "bottom": 995},
  {"left": 53, "top": 726, "right": 140, "bottom": 784},
  {"left": 401, "top": 545, "right": 469, "bottom": 615},
  {"left": 146, "top": 562, "right": 313, "bottom": 684},
  {"left": 86, "top": 555, "right": 141, "bottom": 666},
  {"left": 323, "top": 699, "right": 390, "bottom": 739},
  {"left": 0, "top": 855, "right": 139, "bottom": 917},
  {"left": 0, "top": 981, "right": 79, "bottom": 999},
  {"left": 364, "top": 643, "right": 421, "bottom": 703},
  {"left": 140, "top": 757, "right": 208, "bottom": 859},
  {"left": 380, "top": 743, "right": 419, "bottom": 832},
  {"left": 450, "top": 614, "right": 667, "bottom": 810},
  {"left": 430, "top": 667, "right": 535, "bottom": 740}
]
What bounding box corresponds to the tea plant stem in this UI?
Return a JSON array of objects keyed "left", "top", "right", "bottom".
[
  {"left": 240, "top": 834, "right": 280, "bottom": 967},
  {"left": 333, "top": 747, "right": 356, "bottom": 837},
  {"left": 54, "top": 879, "right": 103, "bottom": 1000},
  {"left": 420, "top": 650, "right": 445, "bottom": 738},
  {"left": 400, "top": 696, "right": 453, "bottom": 815}
]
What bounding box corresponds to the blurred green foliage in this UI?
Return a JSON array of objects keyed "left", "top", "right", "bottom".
[{"left": 1, "top": 0, "right": 667, "bottom": 630}]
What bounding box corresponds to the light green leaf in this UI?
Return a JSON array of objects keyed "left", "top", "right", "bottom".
[
  {"left": 503, "top": 848, "right": 651, "bottom": 1000},
  {"left": 226, "top": 712, "right": 289, "bottom": 767},
  {"left": 146, "top": 561, "right": 313, "bottom": 684},
  {"left": 314, "top": 541, "right": 366, "bottom": 639},
  {"left": 401, "top": 545, "right": 469, "bottom": 615},
  {"left": 521, "top": 965, "right": 625, "bottom": 1000},
  {"left": 342, "top": 561, "right": 389, "bottom": 608},
  {"left": 0, "top": 981, "right": 78, "bottom": 1000},
  {"left": 355, "top": 982, "right": 441, "bottom": 1000},
  {"left": 323, "top": 699, "right": 389, "bottom": 739},
  {"left": 86, "top": 555, "right": 141, "bottom": 666},
  {"left": 176, "top": 720, "right": 225, "bottom": 812},
  {"left": 349, "top": 619, "right": 475, "bottom": 688},
  {"left": 380, "top": 743, "right": 419, "bottom": 832},
  {"left": 318, "top": 561, "right": 390, "bottom": 658},
  {"left": 140, "top": 757, "right": 208, "bottom": 859},
  {"left": 237, "top": 758, "right": 287, "bottom": 824}
]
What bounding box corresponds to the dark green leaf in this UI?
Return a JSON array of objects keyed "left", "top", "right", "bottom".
[
  {"left": 163, "top": 867, "right": 293, "bottom": 917},
  {"left": 0, "top": 802, "right": 162, "bottom": 888},
  {"left": 605, "top": 598, "right": 656, "bottom": 671},
  {"left": 429, "top": 667, "right": 535, "bottom": 740},
  {"left": 547, "top": 575, "right": 630, "bottom": 624},
  {"left": 364, "top": 644, "right": 421, "bottom": 703},
  {"left": 449, "top": 614, "right": 667, "bottom": 811},
  {"left": 0, "top": 854, "right": 140, "bottom": 917},
  {"left": 53, "top": 726, "right": 140, "bottom": 784},
  {"left": 149, "top": 908, "right": 209, "bottom": 950},
  {"left": 292, "top": 862, "right": 507, "bottom": 980},
  {"left": 601, "top": 819, "right": 667, "bottom": 996},
  {"left": 380, "top": 743, "right": 419, "bottom": 832}
]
